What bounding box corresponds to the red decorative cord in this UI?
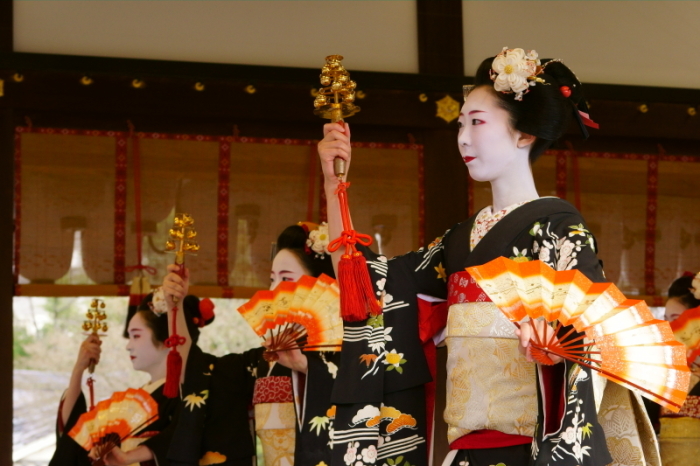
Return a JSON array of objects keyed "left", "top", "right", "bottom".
[
  {"left": 327, "top": 180, "right": 382, "bottom": 322},
  {"left": 163, "top": 265, "right": 186, "bottom": 398}
]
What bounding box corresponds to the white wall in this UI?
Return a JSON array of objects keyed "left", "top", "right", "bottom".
[
  {"left": 14, "top": 0, "right": 419, "bottom": 73},
  {"left": 14, "top": 1, "right": 700, "bottom": 89},
  {"left": 463, "top": 1, "right": 700, "bottom": 89}
]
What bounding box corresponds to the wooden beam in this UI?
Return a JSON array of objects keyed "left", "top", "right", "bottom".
[{"left": 15, "top": 284, "right": 262, "bottom": 299}]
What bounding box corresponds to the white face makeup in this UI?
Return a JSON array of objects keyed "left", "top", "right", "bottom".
[
  {"left": 457, "top": 86, "right": 525, "bottom": 183},
  {"left": 126, "top": 312, "right": 169, "bottom": 375},
  {"left": 270, "top": 248, "right": 310, "bottom": 290},
  {"left": 664, "top": 297, "right": 687, "bottom": 322}
]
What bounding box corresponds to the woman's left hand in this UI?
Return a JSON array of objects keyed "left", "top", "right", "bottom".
[
  {"left": 102, "top": 446, "right": 131, "bottom": 466},
  {"left": 515, "top": 320, "right": 563, "bottom": 364},
  {"left": 88, "top": 445, "right": 128, "bottom": 466},
  {"left": 263, "top": 339, "right": 308, "bottom": 374}
]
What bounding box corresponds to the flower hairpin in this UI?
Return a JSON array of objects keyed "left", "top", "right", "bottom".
[
  {"left": 490, "top": 47, "right": 546, "bottom": 101},
  {"left": 305, "top": 222, "right": 331, "bottom": 259},
  {"left": 150, "top": 287, "right": 169, "bottom": 316}
]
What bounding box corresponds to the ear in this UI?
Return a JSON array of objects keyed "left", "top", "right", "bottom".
[{"left": 517, "top": 132, "right": 536, "bottom": 149}]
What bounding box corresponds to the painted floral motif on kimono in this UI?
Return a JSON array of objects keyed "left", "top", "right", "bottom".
[
  {"left": 540, "top": 365, "right": 595, "bottom": 463},
  {"left": 530, "top": 222, "right": 596, "bottom": 271},
  {"left": 383, "top": 349, "right": 407, "bottom": 374},
  {"left": 183, "top": 390, "right": 208, "bottom": 411}
]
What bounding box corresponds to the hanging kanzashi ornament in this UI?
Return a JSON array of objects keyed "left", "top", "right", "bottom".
[
  {"left": 313, "top": 55, "right": 381, "bottom": 322},
  {"left": 82, "top": 299, "right": 108, "bottom": 410},
  {"left": 163, "top": 213, "right": 200, "bottom": 398}
]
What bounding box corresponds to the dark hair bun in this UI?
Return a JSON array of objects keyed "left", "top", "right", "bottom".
[
  {"left": 277, "top": 225, "right": 308, "bottom": 251},
  {"left": 275, "top": 224, "right": 335, "bottom": 279},
  {"left": 473, "top": 55, "right": 590, "bottom": 161},
  {"left": 668, "top": 275, "right": 700, "bottom": 310}
]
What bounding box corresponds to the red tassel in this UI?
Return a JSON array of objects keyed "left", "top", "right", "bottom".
[
  {"left": 352, "top": 252, "right": 382, "bottom": 316},
  {"left": 163, "top": 348, "right": 182, "bottom": 398},
  {"left": 338, "top": 255, "right": 368, "bottom": 322}
]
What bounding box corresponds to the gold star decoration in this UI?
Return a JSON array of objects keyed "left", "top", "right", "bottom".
[
  {"left": 435, "top": 262, "right": 447, "bottom": 282},
  {"left": 435, "top": 94, "right": 460, "bottom": 123}
]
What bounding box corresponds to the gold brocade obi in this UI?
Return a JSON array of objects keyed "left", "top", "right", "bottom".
[{"left": 444, "top": 272, "right": 537, "bottom": 444}]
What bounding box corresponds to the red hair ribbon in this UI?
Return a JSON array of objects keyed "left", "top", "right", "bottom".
[
  {"left": 327, "top": 180, "right": 382, "bottom": 322},
  {"left": 578, "top": 110, "right": 599, "bottom": 129}
]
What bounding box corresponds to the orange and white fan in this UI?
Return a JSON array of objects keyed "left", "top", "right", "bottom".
[
  {"left": 238, "top": 274, "right": 343, "bottom": 361},
  {"left": 466, "top": 257, "right": 691, "bottom": 412},
  {"left": 68, "top": 388, "right": 159, "bottom": 464}
]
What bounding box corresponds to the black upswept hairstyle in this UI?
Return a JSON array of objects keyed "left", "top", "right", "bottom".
[
  {"left": 275, "top": 225, "right": 335, "bottom": 279},
  {"left": 473, "top": 56, "right": 592, "bottom": 163},
  {"left": 123, "top": 294, "right": 214, "bottom": 345},
  {"left": 668, "top": 275, "right": 700, "bottom": 310}
]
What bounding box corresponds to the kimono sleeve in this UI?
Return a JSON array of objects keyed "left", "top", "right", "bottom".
[
  {"left": 198, "top": 347, "right": 263, "bottom": 464},
  {"left": 529, "top": 212, "right": 605, "bottom": 281},
  {"left": 49, "top": 392, "right": 91, "bottom": 466}
]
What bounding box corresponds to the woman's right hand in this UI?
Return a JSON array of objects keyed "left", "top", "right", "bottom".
[
  {"left": 318, "top": 122, "right": 352, "bottom": 186},
  {"left": 162, "top": 264, "right": 190, "bottom": 309},
  {"left": 75, "top": 334, "right": 102, "bottom": 373}
]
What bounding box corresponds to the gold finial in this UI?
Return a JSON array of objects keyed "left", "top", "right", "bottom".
[
  {"left": 82, "top": 299, "right": 108, "bottom": 374},
  {"left": 313, "top": 55, "right": 361, "bottom": 178},
  {"left": 165, "top": 213, "right": 199, "bottom": 266}
]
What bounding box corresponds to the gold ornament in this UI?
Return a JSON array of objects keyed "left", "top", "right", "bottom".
[
  {"left": 244, "top": 85, "right": 256, "bottom": 94},
  {"left": 82, "top": 299, "right": 108, "bottom": 374},
  {"left": 436, "top": 94, "right": 460, "bottom": 123},
  {"left": 131, "top": 79, "right": 145, "bottom": 89},
  {"left": 638, "top": 104, "right": 649, "bottom": 114},
  {"left": 313, "top": 55, "right": 361, "bottom": 178},
  {"left": 194, "top": 82, "right": 205, "bottom": 91},
  {"left": 80, "top": 76, "right": 93, "bottom": 86}
]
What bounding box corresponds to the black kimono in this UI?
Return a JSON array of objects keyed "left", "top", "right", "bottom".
[
  {"left": 332, "top": 198, "right": 615, "bottom": 466},
  {"left": 49, "top": 381, "right": 180, "bottom": 466},
  {"left": 294, "top": 351, "right": 342, "bottom": 466},
  {"left": 192, "top": 346, "right": 262, "bottom": 466}
]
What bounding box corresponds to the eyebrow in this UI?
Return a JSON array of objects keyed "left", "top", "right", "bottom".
[
  {"left": 468, "top": 110, "right": 485, "bottom": 115},
  {"left": 129, "top": 328, "right": 143, "bottom": 333},
  {"left": 278, "top": 270, "right": 296, "bottom": 275}
]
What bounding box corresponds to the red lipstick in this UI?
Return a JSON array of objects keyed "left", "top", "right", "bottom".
[{"left": 463, "top": 156, "right": 475, "bottom": 163}]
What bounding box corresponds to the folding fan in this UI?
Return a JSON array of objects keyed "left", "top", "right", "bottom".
[
  {"left": 238, "top": 274, "right": 343, "bottom": 361},
  {"left": 466, "top": 257, "right": 691, "bottom": 412},
  {"left": 68, "top": 388, "right": 159, "bottom": 463}
]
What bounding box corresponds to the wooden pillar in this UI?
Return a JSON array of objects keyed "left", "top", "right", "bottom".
[
  {"left": 0, "top": 3, "right": 13, "bottom": 465},
  {"left": 0, "top": 107, "right": 14, "bottom": 466},
  {"left": 417, "top": 2, "right": 464, "bottom": 464},
  {"left": 416, "top": 0, "right": 467, "bottom": 242},
  {"left": 0, "top": 1, "right": 11, "bottom": 53}
]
